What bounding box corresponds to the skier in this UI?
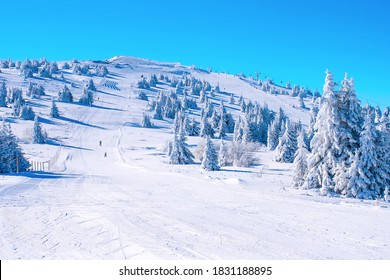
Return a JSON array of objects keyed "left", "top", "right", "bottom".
[
  {"left": 104, "top": 152, "right": 107, "bottom": 157},
  {"left": 99, "top": 140, "right": 102, "bottom": 146}
]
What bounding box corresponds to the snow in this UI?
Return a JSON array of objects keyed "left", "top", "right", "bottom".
[{"left": 0, "top": 57, "right": 389, "bottom": 259}]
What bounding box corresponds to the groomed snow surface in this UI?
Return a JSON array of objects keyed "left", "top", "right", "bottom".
[{"left": 0, "top": 57, "right": 389, "bottom": 259}]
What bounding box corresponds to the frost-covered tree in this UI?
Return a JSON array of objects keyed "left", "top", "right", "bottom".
[
  {"left": 136, "top": 77, "right": 150, "bottom": 89},
  {"left": 0, "top": 122, "right": 29, "bottom": 173},
  {"left": 218, "top": 140, "right": 229, "bottom": 167},
  {"left": 141, "top": 113, "right": 153, "bottom": 128},
  {"left": 292, "top": 131, "right": 309, "bottom": 188},
  {"left": 349, "top": 111, "right": 389, "bottom": 198},
  {"left": 201, "top": 137, "right": 220, "bottom": 171},
  {"left": 50, "top": 100, "right": 59, "bottom": 118},
  {"left": 58, "top": 85, "right": 73, "bottom": 102},
  {"left": 188, "top": 118, "right": 200, "bottom": 136},
  {"left": 32, "top": 116, "right": 46, "bottom": 144},
  {"left": 96, "top": 66, "right": 109, "bottom": 77},
  {"left": 229, "top": 93, "right": 235, "bottom": 104},
  {"left": 137, "top": 91, "right": 148, "bottom": 101},
  {"left": 200, "top": 113, "right": 214, "bottom": 138},
  {"left": 168, "top": 124, "right": 194, "bottom": 164},
  {"left": 267, "top": 120, "right": 279, "bottom": 150},
  {"left": 62, "top": 62, "right": 70, "bottom": 69},
  {"left": 19, "top": 104, "right": 35, "bottom": 120},
  {"left": 231, "top": 141, "right": 256, "bottom": 167},
  {"left": 275, "top": 120, "right": 298, "bottom": 163},
  {"left": 0, "top": 80, "right": 7, "bottom": 107},
  {"left": 305, "top": 70, "right": 338, "bottom": 190},
  {"left": 39, "top": 63, "right": 52, "bottom": 78},
  {"left": 79, "top": 89, "right": 94, "bottom": 106},
  {"left": 27, "top": 83, "right": 45, "bottom": 98},
  {"left": 215, "top": 83, "right": 220, "bottom": 93},
  {"left": 153, "top": 99, "right": 164, "bottom": 120},
  {"left": 86, "top": 78, "right": 97, "bottom": 91}
]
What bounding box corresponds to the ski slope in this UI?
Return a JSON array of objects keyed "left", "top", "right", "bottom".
[{"left": 0, "top": 57, "right": 389, "bottom": 259}]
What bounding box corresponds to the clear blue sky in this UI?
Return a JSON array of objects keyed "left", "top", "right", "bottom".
[{"left": 2, "top": 0, "right": 389, "bottom": 107}]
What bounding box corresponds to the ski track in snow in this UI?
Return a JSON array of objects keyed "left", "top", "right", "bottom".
[{"left": 0, "top": 57, "right": 389, "bottom": 259}]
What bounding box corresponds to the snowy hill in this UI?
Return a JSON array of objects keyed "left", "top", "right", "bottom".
[{"left": 0, "top": 57, "right": 389, "bottom": 260}]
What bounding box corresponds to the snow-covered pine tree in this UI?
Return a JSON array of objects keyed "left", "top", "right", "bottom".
[
  {"left": 292, "top": 131, "right": 309, "bottom": 188},
  {"left": 137, "top": 91, "right": 148, "bottom": 101},
  {"left": 305, "top": 70, "right": 338, "bottom": 190},
  {"left": 231, "top": 140, "right": 256, "bottom": 167},
  {"left": 201, "top": 136, "right": 220, "bottom": 171},
  {"left": 188, "top": 118, "right": 200, "bottom": 136},
  {"left": 19, "top": 104, "right": 35, "bottom": 120},
  {"left": 275, "top": 120, "right": 298, "bottom": 163},
  {"left": 0, "top": 122, "right": 29, "bottom": 173},
  {"left": 229, "top": 93, "right": 235, "bottom": 104},
  {"left": 218, "top": 140, "right": 229, "bottom": 167},
  {"left": 0, "top": 80, "right": 7, "bottom": 107},
  {"left": 141, "top": 113, "right": 153, "bottom": 128},
  {"left": 32, "top": 116, "right": 46, "bottom": 144},
  {"left": 153, "top": 98, "right": 164, "bottom": 120},
  {"left": 50, "top": 100, "right": 59, "bottom": 118},
  {"left": 58, "top": 85, "right": 73, "bottom": 102},
  {"left": 79, "top": 88, "right": 94, "bottom": 106},
  {"left": 169, "top": 123, "right": 194, "bottom": 164},
  {"left": 215, "top": 83, "right": 220, "bottom": 93},
  {"left": 233, "top": 117, "right": 243, "bottom": 142},
  {"left": 86, "top": 78, "right": 97, "bottom": 91},
  {"left": 267, "top": 120, "right": 279, "bottom": 150},
  {"left": 200, "top": 113, "right": 214, "bottom": 138}
]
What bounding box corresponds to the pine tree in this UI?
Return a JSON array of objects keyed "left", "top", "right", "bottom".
[
  {"left": 32, "top": 116, "right": 46, "bottom": 144},
  {"left": 200, "top": 114, "right": 214, "bottom": 138},
  {"left": 229, "top": 93, "right": 235, "bottom": 104},
  {"left": 79, "top": 88, "right": 94, "bottom": 106},
  {"left": 169, "top": 123, "right": 194, "bottom": 165},
  {"left": 19, "top": 104, "right": 35, "bottom": 120},
  {"left": 267, "top": 120, "right": 279, "bottom": 150},
  {"left": 201, "top": 137, "right": 220, "bottom": 171},
  {"left": 153, "top": 99, "right": 164, "bottom": 120},
  {"left": 141, "top": 113, "right": 153, "bottom": 128},
  {"left": 188, "top": 118, "right": 200, "bottom": 136},
  {"left": 58, "top": 85, "right": 73, "bottom": 102},
  {"left": 0, "top": 122, "right": 29, "bottom": 173},
  {"left": 50, "top": 100, "right": 59, "bottom": 118},
  {"left": 275, "top": 120, "right": 298, "bottom": 163},
  {"left": 218, "top": 140, "right": 229, "bottom": 167},
  {"left": 292, "top": 131, "right": 309, "bottom": 188},
  {"left": 0, "top": 80, "right": 7, "bottom": 107},
  {"left": 86, "top": 78, "right": 97, "bottom": 91},
  {"left": 305, "top": 70, "right": 338, "bottom": 190}
]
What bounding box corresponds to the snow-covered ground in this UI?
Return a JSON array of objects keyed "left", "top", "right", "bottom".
[{"left": 0, "top": 57, "right": 389, "bottom": 259}]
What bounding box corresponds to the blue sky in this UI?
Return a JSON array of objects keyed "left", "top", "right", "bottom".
[{"left": 2, "top": 0, "right": 389, "bottom": 107}]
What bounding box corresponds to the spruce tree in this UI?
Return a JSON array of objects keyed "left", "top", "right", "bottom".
[
  {"left": 275, "top": 120, "right": 298, "bottom": 163},
  {"left": 32, "top": 116, "right": 46, "bottom": 144},
  {"left": 0, "top": 122, "right": 29, "bottom": 173},
  {"left": 201, "top": 136, "right": 220, "bottom": 171},
  {"left": 50, "top": 100, "right": 59, "bottom": 118},
  {"left": 218, "top": 140, "right": 229, "bottom": 167},
  {"left": 0, "top": 80, "right": 7, "bottom": 107},
  {"left": 292, "top": 131, "right": 309, "bottom": 188},
  {"left": 141, "top": 113, "right": 153, "bottom": 128},
  {"left": 58, "top": 85, "right": 73, "bottom": 102}
]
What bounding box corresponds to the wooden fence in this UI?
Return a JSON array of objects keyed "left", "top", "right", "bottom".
[{"left": 28, "top": 145, "right": 61, "bottom": 172}]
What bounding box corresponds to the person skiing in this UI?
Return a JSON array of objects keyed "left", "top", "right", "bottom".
[
  {"left": 104, "top": 152, "right": 107, "bottom": 157},
  {"left": 99, "top": 140, "right": 102, "bottom": 146}
]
